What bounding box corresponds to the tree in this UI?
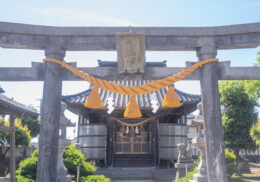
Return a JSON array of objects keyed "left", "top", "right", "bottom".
[
  {"left": 20, "top": 115, "right": 40, "bottom": 138},
  {"left": 242, "top": 51, "right": 260, "bottom": 101},
  {"left": 248, "top": 51, "right": 260, "bottom": 147},
  {"left": 237, "top": 51, "right": 260, "bottom": 102},
  {"left": 250, "top": 119, "right": 260, "bottom": 146},
  {"left": 242, "top": 80, "right": 260, "bottom": 101},
  {"left": 219, "top": 81, "right": 258, "bottom": 160},
  {"left": 0, "top": 118, "right": 31, "bottom": 176}
]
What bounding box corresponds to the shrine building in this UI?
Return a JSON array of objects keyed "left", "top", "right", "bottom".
[{"left": 62, "top": 60, "right": 200, "bottom": 168}]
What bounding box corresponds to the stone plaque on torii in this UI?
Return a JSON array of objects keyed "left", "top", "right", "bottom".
[
  {"left": 0, "top": 22, "right": 260, "bottom": 182},
  {"left": 116, "top": 33, "right": 145, "bottom": 74}
]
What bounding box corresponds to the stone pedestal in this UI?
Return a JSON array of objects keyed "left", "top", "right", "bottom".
[
  {"left": 175, "top": 143, "right": 195, "bottom": 180},
  {"left": 56, "top": 139, "right": 71, "bottom": 182},
  {"left": 175, "top": 162, "right": 196, "bottom": 180}
]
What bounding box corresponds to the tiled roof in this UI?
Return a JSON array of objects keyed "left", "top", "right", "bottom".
[
  {"left": 0, "top": 94, "right": 39, "bottom": 118},
  {"left": 62, "top": 80, "right": 201, "bottom": 108}
]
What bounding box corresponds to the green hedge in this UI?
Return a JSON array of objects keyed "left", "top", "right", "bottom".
[
  {"left": 16, "top": 149, "right": 38, "bottom": 182},
  {"left": 16, "top": 145, "right": 109, "bottom": 182},
  {"left": 81, "top": 175, "right": 110, "bottom": 182},
  {"left": 16, "top": 175, "right": 34, "bottom": 182},
  {"left": 63, "top": 145, "right": 96, "bottom": 178}
]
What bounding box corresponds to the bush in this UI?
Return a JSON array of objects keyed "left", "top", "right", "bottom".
[
  {"left": 16, "top": 175, "right": 35, "bottom": 182},
  {"left": 21, "top": 115, "right": 40, "bottom": 138},
  {"left": 225, "top": 150, "right": 239, "bottom": 176},
  {"left": 16, "top": 145, "right": 106, "bottom": 182},
  {"left": 81, "top": 175, "right": 110, "bottom": 182},
  {"left": 16, "top": 149, "right": 38, "bottom": 182},
  {"left": 63, "top": 145, "right": 96, "bottom": 178}
]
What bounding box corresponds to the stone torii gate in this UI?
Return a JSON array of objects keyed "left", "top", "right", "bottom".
[{"left": 0, "top": 22, "right": 260, "bottom": 182}]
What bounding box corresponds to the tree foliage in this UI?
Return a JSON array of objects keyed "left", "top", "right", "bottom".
[
  {"left": 245, "top": 51, "right": 260, "bottom": 148},
  {"left": 225, "top": 150, "right": 239, "bottom": 176},
  {"left": 250, "top": 119, "right": 260, "bottom": 146},
  {"left": 242, "top": 80, "right": 260, "bottom": 102},
  {"left": 0, "top": 117, "right": 31, "bottom": 176},
  {"left": 244, "top": 51, "right": 260, "bottom": 101},
  {"left": 239, "top": 51, "right": 260, "bottom": 102},
  {"left": 0, "top": 118, "right": 31, "bottom": 147},
  {"left": 219, "top": 81, "right": 258, "bottom": 157},
  {"left": 20, "top": 115, "right": 40, "bottom": 138}
]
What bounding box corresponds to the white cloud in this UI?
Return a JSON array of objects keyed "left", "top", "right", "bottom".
[{"left": 31, "top": 7, "right": 137, "bottom": 26}]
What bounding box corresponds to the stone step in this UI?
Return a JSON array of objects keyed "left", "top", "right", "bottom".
[
  {"left": 96, "top": 168, "right": 176, "bottom": 182},
  {"left": 113, "top": 154, "right": 154, "bottom": 167}
]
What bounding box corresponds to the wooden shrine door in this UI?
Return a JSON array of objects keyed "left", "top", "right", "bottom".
[{"left": 114, "top": 122, "right": 152, "bottom": 154}]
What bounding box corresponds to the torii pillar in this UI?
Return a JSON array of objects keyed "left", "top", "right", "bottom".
[
  {"left": 196, "top": 38, "right": 228, "bottom": 182},
  {"left": 36, "top": 46, "right": 65, "bottom": 182}
]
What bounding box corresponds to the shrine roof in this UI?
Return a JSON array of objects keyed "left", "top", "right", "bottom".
[
  {"left": 0, "top": 93, "right": 39, "bottom": 118},
  {"left": 62, "top": 80, "right": 201, "bottom": 109}
]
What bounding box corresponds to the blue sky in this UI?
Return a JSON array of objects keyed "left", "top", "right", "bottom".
[
  {"left": 1, "top": 0, "right": 260, "bottom": 27},
  {"left": 0, "top": 0, "right": 260, "bottom": 138}
]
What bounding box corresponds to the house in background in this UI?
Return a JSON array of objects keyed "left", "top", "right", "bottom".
[{"left": 0, "top": 91, "right": 39, "bottom": 179}]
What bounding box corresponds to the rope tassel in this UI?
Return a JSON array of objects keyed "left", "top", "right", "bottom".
[
  {"left": 124, "top": 96, "right": 142, "bottom": 118},
  {"left": 84, "top": 87, "right": 104, "bottom": 108},
  {"left": 162, "top": 87, "right": 182, "bottom": 108}
]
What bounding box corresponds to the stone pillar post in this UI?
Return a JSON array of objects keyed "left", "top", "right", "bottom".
[
  {"left": 196, "top": 38, "right": 228, "bottom": 182},
  {"left": 37, "top": 46, "right": 65, "bottom": 182}
]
